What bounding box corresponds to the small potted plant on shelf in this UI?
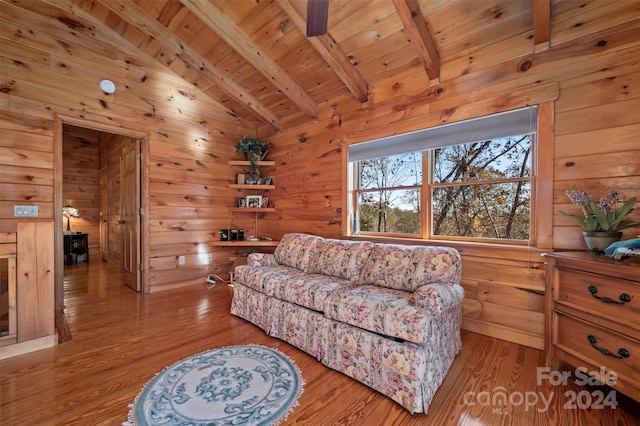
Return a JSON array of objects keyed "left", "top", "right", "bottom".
[
  {"left": 236, "top": 136, "right": 272, "bottom": 163},
  {"left": 560, "top": 187, "right": 639, "bottom": 252},
  {"left": 236, "top": 136, "right": 272, "bottom": 183}
]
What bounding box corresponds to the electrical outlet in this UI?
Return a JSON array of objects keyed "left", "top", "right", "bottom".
[
  {"left": 14, "top": 205, "right": 39, "bottom": 217},
  {"left": 178, "top": 255, "right": 185, "bottom": 265}
]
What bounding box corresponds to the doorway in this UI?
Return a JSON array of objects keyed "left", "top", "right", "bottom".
[{"left": 54, "top": 115, "right": 150, "bottom": 316}]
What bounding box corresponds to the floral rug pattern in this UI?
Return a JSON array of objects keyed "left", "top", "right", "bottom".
[{"left": 124, "top": 345, "right": 304, "bottom": 426}]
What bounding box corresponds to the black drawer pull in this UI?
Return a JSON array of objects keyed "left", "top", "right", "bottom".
[
  {"left": 587, "top": 335, "right": 630, "bottom": 359},
  {"left": 588, "top": 285, "right": 631, "bottom": 305}
]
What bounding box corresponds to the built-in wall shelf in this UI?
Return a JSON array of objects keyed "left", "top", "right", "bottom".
[
  {"left": 228, "top": 160, "right": 275, "bottom": 166},
  {"left": 209, "top": 240, "right": 280, "bottom": 247},
  {"left": 230, "top": 207, "right": 276, "bottom": 213},
  {"left": 223, "top": 160, "right": 276, "bottom": 251},
  {"left": 229, "top": 184, "right": 275, "bottom": 190}
]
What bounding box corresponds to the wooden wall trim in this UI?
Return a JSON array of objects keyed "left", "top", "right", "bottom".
[
  {"left": 340, "top": 99, "right": 558, "bottom": 246},
  {"left": 535, "top": 101, "right": 555, "bottom": 250},
  {"left": 54, "top": 114, "right": 151, "bottom": 296},
  {"left": 340, "top": 143, "right": 349, "bottom": 237},
  {"left": 53, "top": 115, "right": 63, "bottom": 311},
  {"left": 56, "top": 114, "right": 151, "bottom": 139},
  {"left": 140, "top": 134, "right": 150, "bottom": 294},
  {"left": 340, "top": 81, "right": 560, "bottom": 147}
]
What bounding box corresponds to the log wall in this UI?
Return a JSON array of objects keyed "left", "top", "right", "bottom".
[
  {"left": 0, "top": 0, "right": 254, "bottom": 296},
  {"left": 257, "top": 6, "right": 640, "bottom": 349},
  {"left": 62, "top": 125, "right": 100, "bottom": 257}
]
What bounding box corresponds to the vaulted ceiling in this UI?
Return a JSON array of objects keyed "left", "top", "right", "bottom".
[{"left": 66, "top": 0, "right": 551, "bottom": 132}]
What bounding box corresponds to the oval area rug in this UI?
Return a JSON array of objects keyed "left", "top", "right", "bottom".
[{"left": 124, "top": 345, "right": 304, "bottom": 426}]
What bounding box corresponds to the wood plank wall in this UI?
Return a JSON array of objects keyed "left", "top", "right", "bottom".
[
  {"left": 0, "top": 0, "right": 255, "bottom": 297},
  {"left": 255, "top": 4, "right": 640, "bottom": 349},
  {"left": 16, "top": 222, "right": 54, "bottom": 342},
  {"left": 0, "top": 0, "right": 639, "bottom": 350},
  {"left": 62, "top": 125, "right": 100, "bottom": 257}
]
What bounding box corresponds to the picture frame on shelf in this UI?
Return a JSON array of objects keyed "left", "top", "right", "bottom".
[
  {"left": 236, "top": 173, "right": 245, "bottom": 184},
  {"left": 262, "top": 197, "right": 270, "bottom": 208},
  {"left": 237, "top": 197, "right": 246, "bottom": 207},
  {"left": 246, "top": 195, "right": 263, "bottom": 208},
  {"left": 261, "top": 176, "right": 273, "bottom": 185}
]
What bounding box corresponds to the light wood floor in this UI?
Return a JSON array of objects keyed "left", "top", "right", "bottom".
[{"left": 1, "top": 259, "right": 639, "bottom": 425}]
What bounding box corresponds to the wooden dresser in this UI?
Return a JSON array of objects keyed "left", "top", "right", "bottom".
[{"left": 544, "top": 251, "right": 640, "bottom": 402}]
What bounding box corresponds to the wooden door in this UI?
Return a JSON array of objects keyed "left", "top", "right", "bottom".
[
  {"left": 121, "top": 138, "right": 141, "bottom": 291},
  {"left": 99, "top": 165, "right": 108, "bottom": 262}
]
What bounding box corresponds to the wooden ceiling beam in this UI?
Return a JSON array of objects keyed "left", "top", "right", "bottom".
[
  {"left": 533, "top": 0, "right": 551, "bottom": 52},
  {"left": 181, "top": 0, "right": 319, "bottom": 120},
  {"left": 97, "top": 0, "right": 282, "bottom": 130},
  {"left": 276, "top": 0, "right": 369, "bottom": 104},
  {"left": 392, "top": 0, "right": 440, "bottom": 81}
]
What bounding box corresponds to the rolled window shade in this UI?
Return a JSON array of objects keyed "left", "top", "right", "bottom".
[{"left": 348, "top": 106, "right": 537, "bottom": 162}]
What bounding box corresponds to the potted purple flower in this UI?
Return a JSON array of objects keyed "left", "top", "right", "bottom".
[{"left": 561, "top": 187, "right": 639, "bottom": 252}]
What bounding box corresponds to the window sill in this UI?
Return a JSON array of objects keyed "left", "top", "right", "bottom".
[{"left": 344, "top": 234, "right": 548, "bottom": 259}]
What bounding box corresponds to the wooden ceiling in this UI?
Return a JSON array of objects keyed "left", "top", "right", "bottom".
[{"left": 66, "top": 0, "right": 552, "bottom": 132}]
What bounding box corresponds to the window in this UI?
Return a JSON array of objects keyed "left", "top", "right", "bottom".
[
  {"left": 431, "top": 136, "right": 532, "bottom": 239},
  {"left": 356, "top": 152, "right": 422, "bottom": 235},
  {"left": 348, "top": 107, "right": 537, "bottom": 242}
]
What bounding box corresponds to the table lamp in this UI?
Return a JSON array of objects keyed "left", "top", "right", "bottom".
[{"left": 62, "top": 205, "right": 80, "bottom": 234}]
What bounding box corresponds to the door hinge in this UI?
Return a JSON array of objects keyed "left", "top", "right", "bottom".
[
  {"left": 138, "top": 263, "right": 143, "bottom": 271},
  {"left": 137, "top": 208, "right": 144, "bottom": 215}
]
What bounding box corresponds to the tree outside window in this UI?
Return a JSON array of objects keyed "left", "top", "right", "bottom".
[
  {"left": 352, "top": 134, "right": 533, "bottom": 241},
  {"left": 356, "top": 153, "right": 422, "bottom": 235}
]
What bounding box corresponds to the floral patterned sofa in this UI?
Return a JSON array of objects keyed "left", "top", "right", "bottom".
[{"left": 230, "top": 233, "right": 464, "bottom": 414}]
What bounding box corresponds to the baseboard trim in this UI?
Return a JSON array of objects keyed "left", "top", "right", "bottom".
[{"left": 0, "top": 335, "right": 56, "bottom": 360}]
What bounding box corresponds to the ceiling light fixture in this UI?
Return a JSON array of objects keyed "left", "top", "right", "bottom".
[{"left": 99, "top": 79, "right": 116, "bottom": 94}]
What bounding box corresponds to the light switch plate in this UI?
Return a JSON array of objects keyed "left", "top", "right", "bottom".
[{"left": 14, "top": 205, "right": 39, "bottom": 217}]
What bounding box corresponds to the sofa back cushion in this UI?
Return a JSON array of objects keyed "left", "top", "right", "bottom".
[
  {"left": 311, "top": 239, "right": 374, "bottom": 283},
  {"left": 274, "top": 233, "right": 324, "bottom": 273},
  {"left": 359, "top": 244, "right": 461, "bottom": 291}
]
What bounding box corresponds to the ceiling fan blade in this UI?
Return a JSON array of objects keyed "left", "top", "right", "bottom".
[{"left": 306, "top": 0, "right": 328, "bottom": 37}]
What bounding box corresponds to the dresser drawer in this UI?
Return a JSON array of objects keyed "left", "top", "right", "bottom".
[
  {"left": 555, "top": 267, "right": 640, "bottom": 332},
  {"left": 554, "top": 312, "right": 640, "bottom": 387}
]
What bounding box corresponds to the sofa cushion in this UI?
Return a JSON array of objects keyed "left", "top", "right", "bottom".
[
  {"left": 234, "top": 264, "right": 307, "bottom": 297},
  {"left": 274, "top": 233, "right": 324, "bottom": 273},
  {"left": 274, "top": 273, "right": 357, "bottom": 312},
  {"left": 311, "top": 239, "right": 374, "bottom": 283},
  {"left": 359, "top": 244, "right": 461, "bottom": 291},
  {"left": 324, "top": 286, "right": 437, "bottom": 345}
]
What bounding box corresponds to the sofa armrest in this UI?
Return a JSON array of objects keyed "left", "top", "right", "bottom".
[
  {"left": 247, "top": 253, "right": 278, "bottom": 267},
  {"left": 410, "top": 283, "right": 464, "bottom": 315}
]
